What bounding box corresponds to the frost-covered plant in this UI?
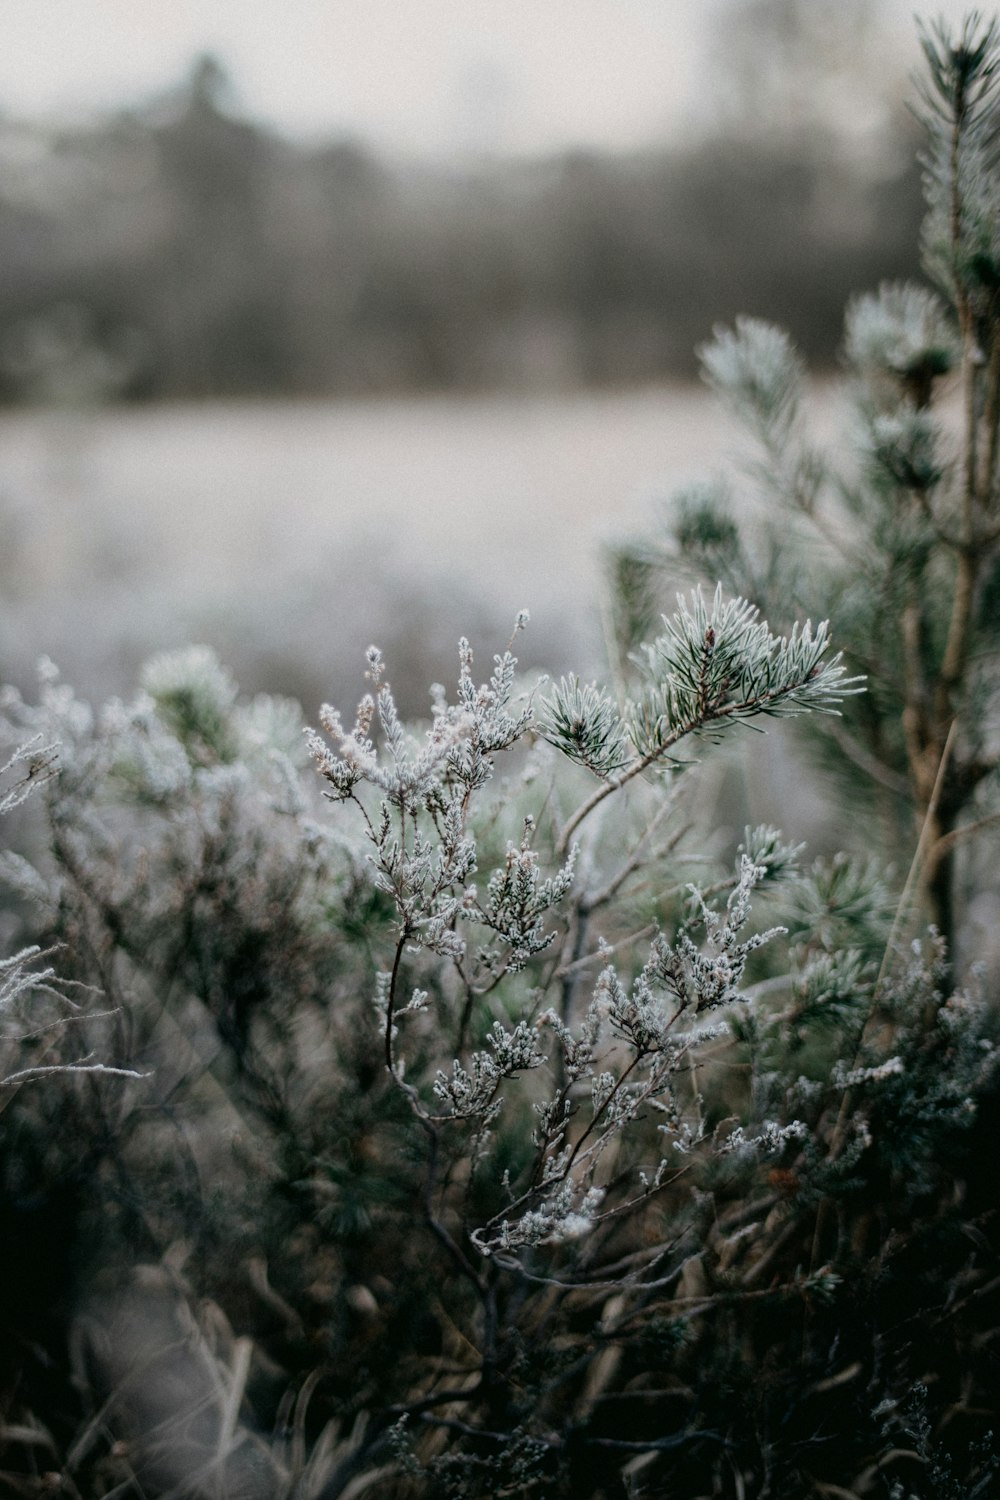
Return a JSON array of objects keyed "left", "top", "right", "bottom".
[
  {"left": 616, "top": 13, "right": 1000, "bottom": 963},
  {"left": 0, "top": 732, "right": 57, "bottom": 816},
  {"left": 0, "top": 709, "right": 142, "bottom": 1095},
  {"left": 305, "top": 592, "right": 856, "bottom": 1264},
  {"left": 0, "top": 628, "right": 995, "bottom": 1499},
  {"left": 1, "top": 562, "right": 990, "bottom": 1498}
]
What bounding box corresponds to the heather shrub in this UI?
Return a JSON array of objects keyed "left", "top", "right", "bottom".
[{"left": 0, "top": 592, "right": 996, "bottom": 1498}]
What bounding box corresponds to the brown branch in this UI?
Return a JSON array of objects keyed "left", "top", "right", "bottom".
[
  {"left": 929, "top": 808, "right": 1000, "bottom": 861},
  {"left": 824, "top": 719, "right": 911, "bottom": 799},
  {"left": 384, "top": 930, "right": 408, "bottom": 1077},
  {"left": 977, "top": 318, "right": 1000, "bottom": 512}
]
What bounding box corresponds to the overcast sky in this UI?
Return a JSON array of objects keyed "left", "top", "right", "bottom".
[{"left": 0, "top": 0, "right": 980, "bottom": 157}]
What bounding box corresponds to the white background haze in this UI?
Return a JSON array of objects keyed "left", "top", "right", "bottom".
[{"left": 1, "top": 0, "right": 980, "bottom": 155}]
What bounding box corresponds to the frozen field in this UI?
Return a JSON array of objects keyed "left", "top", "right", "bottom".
[{"left": 0, "top": 384, "right": 758, "bottom": 707}]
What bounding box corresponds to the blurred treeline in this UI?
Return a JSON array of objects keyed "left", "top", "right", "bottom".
[{"left": 0, "top": 51, "right": 924, "bottom": 403}]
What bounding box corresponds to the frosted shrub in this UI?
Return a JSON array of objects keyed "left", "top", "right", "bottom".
[
  {"left": 304, "top": 592, "right": 856, "bottom": 1269},
  {"left": 622, "top": 14, "right": 1000, "bottom": 963},
  {"left": 0, "top": 613, "right": 996, "bottom": 1500}
]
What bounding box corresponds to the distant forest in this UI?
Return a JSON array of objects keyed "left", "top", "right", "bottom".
[{"left": 0, "top": 53, "right": 926, "bottom": 402}]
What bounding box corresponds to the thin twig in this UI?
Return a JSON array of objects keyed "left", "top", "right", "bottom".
[
  {"left": 929, "top": 809, "right": 1000, "bottom": 861},
  {"left": 874, "top": 715, "right": 958, "bottom": 995},
  {"left": 0, "top": 1061, "right": 148, "bottom": 1087}
]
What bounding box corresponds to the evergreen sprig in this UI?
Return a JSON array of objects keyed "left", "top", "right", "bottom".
[
  {"left": 634, "top": 586, "right": 860, "bottom": 743},
  {"left": 537, "top": 675, "right": 631, "bottom": 780}
]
